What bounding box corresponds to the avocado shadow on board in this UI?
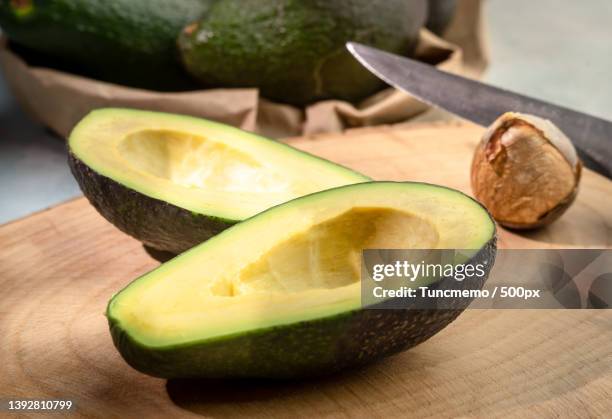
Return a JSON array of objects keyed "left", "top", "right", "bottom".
[
  {"left": 166, "top": 360, "right": 389, "bottom": 417},
  {"left": 143, "top": 245, "right": 176, "bottom": 263}
]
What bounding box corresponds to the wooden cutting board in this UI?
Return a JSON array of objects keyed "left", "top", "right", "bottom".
[{"left": 1, "top": 123, "right": 611, "bottom": 418}]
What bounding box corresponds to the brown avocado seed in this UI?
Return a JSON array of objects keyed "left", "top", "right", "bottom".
[{"left": 471, "top": 112, "right": 581, "bottom": 230}]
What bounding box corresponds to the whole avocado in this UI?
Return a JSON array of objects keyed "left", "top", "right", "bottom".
[
  {"left": 0, "top": 0, "right": 214, "bottom": 90},
  {"left": 179, "top": 0, "right": 427, "bottom": 105}
]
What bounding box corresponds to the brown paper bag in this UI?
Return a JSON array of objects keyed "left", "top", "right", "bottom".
[{"left": 0, "top": 0, "right": 486, "bottom": 139}]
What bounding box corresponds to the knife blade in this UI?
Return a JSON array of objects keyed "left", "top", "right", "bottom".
[{"left": 347, "top": 42, "right": 612, "bottom": 179}]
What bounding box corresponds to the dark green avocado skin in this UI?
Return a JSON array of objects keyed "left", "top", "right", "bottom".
[
  {"left": 0, "top": 0, "right": 214, "bottom": 90},
  {"left": 179, "top": 0, "right": 427, "bottom": 106},
  {"left": 108, "top": 238, "right": 496, "bottom": 379},
  {"left": 68, "top": 153, "right": 234, "bottom": 255},
  {"left": 426, "top": 0, "right": 457, "bottom": 35}
]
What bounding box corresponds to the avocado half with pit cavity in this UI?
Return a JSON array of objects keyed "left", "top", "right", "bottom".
[
  {"left": 107, "top": 182, "right": 496, "bottom": 379},
  {"left": 68, "top": 108, "right": 369, "bottom": 254}
]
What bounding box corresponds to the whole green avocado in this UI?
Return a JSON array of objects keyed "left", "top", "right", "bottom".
[
  {"left": 179, "top": 0, "right": 427, "bottom": 105},
  {"left": 0, "top": 0, "right": 214, "bottom": 90}
]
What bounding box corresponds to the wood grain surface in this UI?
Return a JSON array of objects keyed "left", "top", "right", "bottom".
[{"left": 1, "top": 123, "right": 611, "bottom": 418}]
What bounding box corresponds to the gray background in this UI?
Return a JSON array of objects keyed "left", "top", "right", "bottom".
[{"left": 1, "top": 0, "right": 611, "bottom": 224}]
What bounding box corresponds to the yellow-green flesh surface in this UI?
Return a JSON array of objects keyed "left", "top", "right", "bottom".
[
  {"left": 69, "top": 108, "right": 369, "bottom": 221},
  {"left": 108, "top": 182, "right": 495, "bottom": 348}
]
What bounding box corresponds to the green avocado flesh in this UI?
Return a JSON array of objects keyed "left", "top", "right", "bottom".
[
  {"left": 0, "top": 0, "right": 213, "bottom": 90},
  {"left": 179, "top": 0, "right": 426, "bottom": 105},
  {"left": 68, "top": 108, "right": 369, "bottom": 254},
  {"left": 107, "top": 182, "right": 496, "bottom": 379}
]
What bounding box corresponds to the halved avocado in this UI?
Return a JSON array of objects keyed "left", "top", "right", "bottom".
[
  {"left": 107, "top": 182, "right": 496, "bottom": 379},
  {"left": 68, "top": 108, "right": 369, "bottom": 254}
]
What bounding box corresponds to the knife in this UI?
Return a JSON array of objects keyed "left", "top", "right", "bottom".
[{"left": 347, "top": 42, "right": 612, "bottom": 179}]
